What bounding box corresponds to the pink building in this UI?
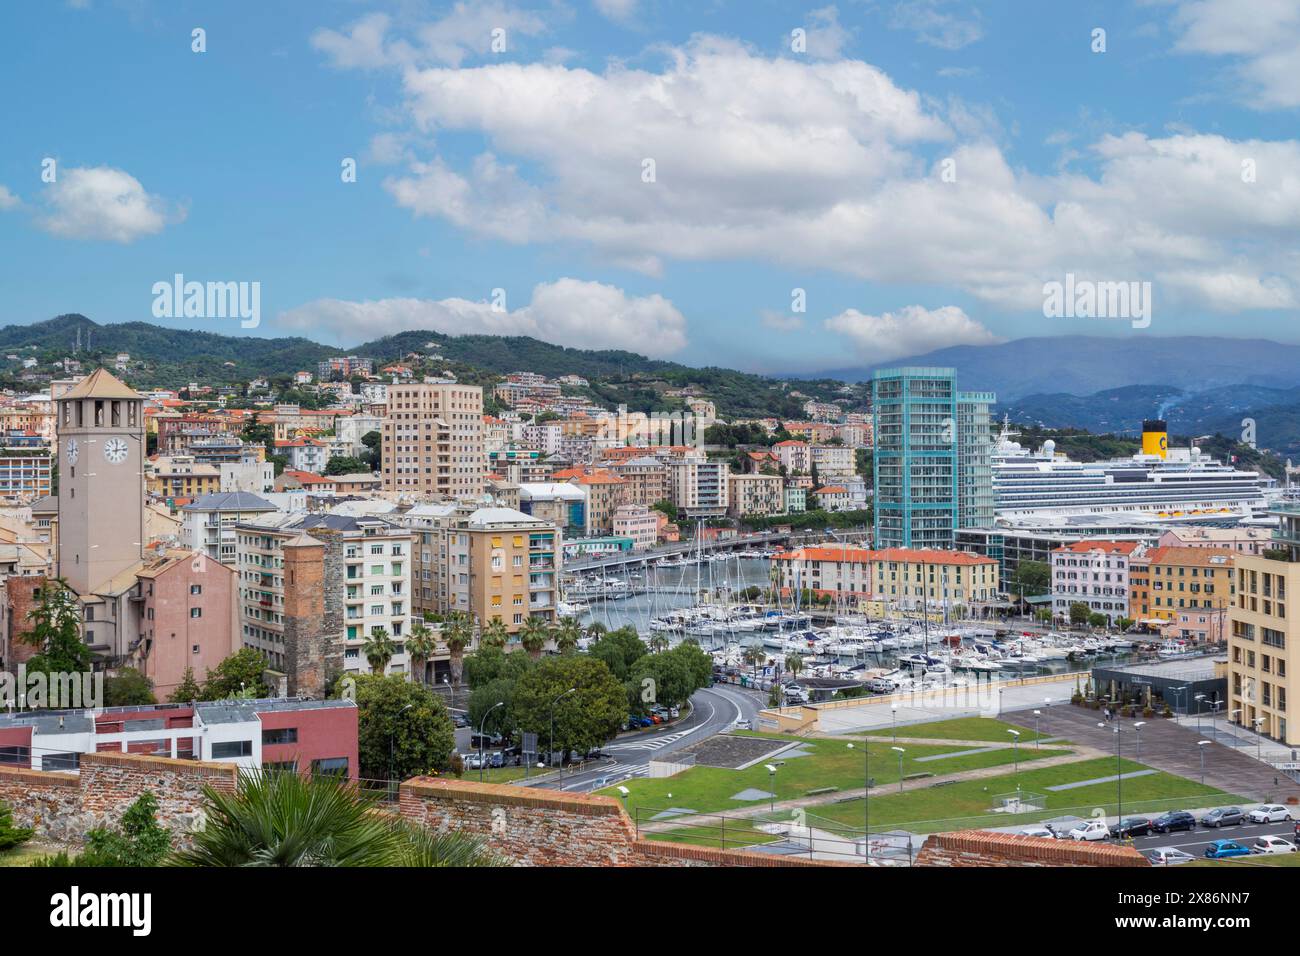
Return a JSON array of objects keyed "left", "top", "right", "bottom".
[
  {"left": 613, "top": 504, "right": 658, "bottom": 551},
  {"left": 1157, "top": 528, "right": 1273, "bottom": 556},
  {"left": 133, "top": 550, "right": 239, "bottom": 700}
]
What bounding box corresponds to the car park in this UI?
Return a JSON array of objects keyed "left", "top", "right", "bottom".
[
  {"left": 1204, "top": 839, "right": 1251, "bottom": 859},
  {"left": 1152, "top": 810, "right": 1197, "bottom": 833},
  {"left": 1144, "top": 847, "right": 1195, "bottom": 866},
  {"left": 1067, "top": 820, "right": 1110, "bottom": 842},
  {"left": 1109, "top": 817, "right": 1153, "bottom": 839},
  {"left": 1248, "top": 804, "right": 1293, "bottom": 824},
  {"left": 1252, "top": 835, "right": 1298, "bottom": 855},
  {"left": 1201, "top": 806, "right": 1246, "bottom": 828}
]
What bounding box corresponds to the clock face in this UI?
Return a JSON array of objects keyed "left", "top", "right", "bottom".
[
  {"left": 103, "top": 437, "right": 129, "bottom": 465},
  {"left": 65, "top": 438, "right": 78, "bottom": 465}
]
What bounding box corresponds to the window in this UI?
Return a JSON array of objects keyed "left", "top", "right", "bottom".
[
  {"left": 312, "top": 757, "right": 349, "bottom": 777},
  {"left": 43, "top": 752, "right": 80, "bottom": 771},
  {"left": 212, "top": 740, "right": 253, "bottom": 758},
  {"left": 262, "top": 727, "right": 298, "bottom": 745},
  {"left": 0, "top": 746, "right": 30, "bottom": 767},
  {"left": 190, "top": 607, "right": 202, "bottom": 619},
  {"left": 190, "top": 584, "right": 202, "bottom": 595}
]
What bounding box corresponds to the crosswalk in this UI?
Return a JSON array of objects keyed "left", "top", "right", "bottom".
[
  {"left": 561, "top": 763, "right": 648, "bottom": 792},
  {"left": 609, "top": 728, "right": 697, "bottom": 752}
]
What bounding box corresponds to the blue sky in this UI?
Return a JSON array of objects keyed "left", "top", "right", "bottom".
[{"left": 1, "top": 0, "right": 1297, "bottom": 374}]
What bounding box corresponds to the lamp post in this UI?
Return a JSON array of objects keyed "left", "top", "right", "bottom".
[
  {"left": 1197, "top": 739, "right": 1211, "bottom": 785},
  {"left": 389, "top": 702, "right": 414, "bottom": 798},
  {"left": 1032, "top": 710, "right": 1042, "bottom": 749},
  {"left": 891, "top": 704, "right": 898, "bottom": 743},
  {"left": 1194, "top": 693, "right": 1207, "bottom": 731},
  {"left": 1253, "top": 717, "right": 1265, "bottom": 764},
  {"left": 765, "top": 764, "right": 778, "bottom": 813},
  {"left": 1098, "top": 721, "right": 1122, "bottom": 824},
  {"left": 1171, "top": 684, "right": 1188, "bottom": 717},
  {"left": 479, "top": 701, "right": 504, "bottom": 782},
  {"left": 549, "top": 687, "right": 577, "bottom": 770},
  {"left": 1007, "top": 728, "right": 1021, "bottom": 777},
  {"left": 1133, "top": 721, "right": 1146, "bottom": 762},
  {"left": 848, "top": 741, "right": 869, "bottom": 857},
  {"left": 891, "top": 746, "right": 905, "bottom": 792}
]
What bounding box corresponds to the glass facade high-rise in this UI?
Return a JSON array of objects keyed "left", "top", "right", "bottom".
[{"left": 871, "top": 368, "right": 994, "bottom": 549}]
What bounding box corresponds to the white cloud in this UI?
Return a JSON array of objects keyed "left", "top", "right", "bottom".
[
  {"left": 824, "top": 305, "right": 999, "bottom": 361},
  {"left": 593, "top": 0, "right": 637, "bottom": 23},
  {"left": 0, "top": 186, "right": 19, "bottom": 211},
  {"left": 760, "top": 310, "right": 804, "bottom": 332},
  {"left": 36, "top": 166, "right": 180, "bottom": 243},
  {"left": 278, "top": 278, "right": 688, "bottom": 356},
  {"left": 890, "top": 1, "right": 983, "bottom": 51},
  {"left": 1170, "top": 0, "right": 1300, "bottom": 109},
  {"left": 802, "top": 6, "right": 852, "bottom": 60},
  {"left": 312, "top": 3, "right": 548, "bottom": 70}
]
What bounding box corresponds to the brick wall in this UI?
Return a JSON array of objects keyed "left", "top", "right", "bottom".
[
  {"left": 915, "top": 830, "right": 1150, "bottom": 867},
  {"left": 399, "top": 777, "right": 845, "bottom": 867},
  {"left": 0, "top": 751, "right": 237, "bottom": 846}
]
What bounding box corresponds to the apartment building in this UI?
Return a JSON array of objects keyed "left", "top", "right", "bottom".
[
  {"left": 612, "top": 504, "right": 658, "bottom": 551},
  {"left": 236, "top": 513, "right": 412, "bottom": 676},
  {"left": 1050, "top": 540, "right": 1143, "bottom": 624},
  {"left": 0, "top": 452, "right": 52, "bottom": 502},
  {"left": 1128, "top": 545, "right": 1234, "bottom": 632},
  {"left": 403, "top": 503, "right": 561, "bottom": 634},
  {"left": 147, "top": 455, "right": 222, "bottom": 500},
  {"left": 669, "top": 457, "right": 729, "bottom": 518},
  {"left": 810, "top": 443, "right": 855, "bottom": 479},
  {"left": 606, "top": 455, "right": 670, "bottom": 507},
  {"left": 569, "top": 470, "right": 626, "bottom": 536},
  {"left": 774, "top": 546, "right": 999, "bottom": 608},
  {"left": 382, "top": 383, "right": 484, "bottom": 497},
  {"left": 727, "top": 473, "right": 784, "bottom": 518},
  {"left": 181, "top": 492, "right": 279, "bottom": 562},
  {"left": 274, "top": 438, "right": 329, "bottom": 474}
]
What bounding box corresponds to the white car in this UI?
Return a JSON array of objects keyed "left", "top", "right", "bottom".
[
  {"left": 1252, "top": 835, "right": 1297, "bottom": 855},
  {"left": 1145, "top": 847, "right": 1195, "bottom": 866},
  {"left": 1067, "top": 820, "right": 1110, "bottom": 842},
  {"left": 1248, "top": 804, "right": 1293, "bottom": 824},
  {"left": 1019, "top": 826, "right": 1057, "bottom": 840}
]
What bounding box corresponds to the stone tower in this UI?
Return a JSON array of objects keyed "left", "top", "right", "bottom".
[
  {"left": 281, "top": 530, "right": 345, "bottom": 697},
  {"left": 55, "top": 368, "right": 145, "bottom": 596}
]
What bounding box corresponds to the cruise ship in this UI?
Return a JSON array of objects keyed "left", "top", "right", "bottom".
[{"left": 992, "top": 418, "right": 1270, "bottom": 522}]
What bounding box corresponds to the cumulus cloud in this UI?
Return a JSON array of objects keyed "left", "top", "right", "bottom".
[
  {"left": 593, "top": 0, "right": 637, "bottom": 23},
  {"left": 0, "top": 186, "right": 19, "bottom": 211},
  {"left": 760, "top": 310, "right": 805, "bottom": 332},
  {"left": 801, "top": 6, "right": 852, "bottom": 60},
  {"left": 1170, "top": 0, "right": 1300, "bottom": 109},
  {"left": 36, "top": 166, "right": 181, "bottom": 243},
  {"left": 824, "top": 305, "right": 1000, "bottom": 361},
  {"left": 312, "top": 3, "right": 547, "bottom": 70},
  {"left": 278, "top": 278, "right": 687, "bottom": 356}
]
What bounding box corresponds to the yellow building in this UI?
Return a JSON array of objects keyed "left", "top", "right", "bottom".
[
  {"left": 1129, "top": 546, "right": 1234, "bottom": 626},
  {"left": 146, "top": 455, "right": 221, "bottom": 500}
]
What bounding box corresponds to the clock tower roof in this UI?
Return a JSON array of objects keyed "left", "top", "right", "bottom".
[{"left": 60, "top": 367, "right": 141, "bottom": 401}]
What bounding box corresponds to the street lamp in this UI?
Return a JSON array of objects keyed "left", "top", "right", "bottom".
[
  {"left": 848, "top": 742, "right": 869, "bottom": 856},
  {"left": 1007, "top": 729, "right": 1021, "bottom": 775},
  {"left": 891, "top": 704, "right": 898, "bottom": 743},
  {"left": 1032, "top": 710, "right": 1042, "bottom": 749},
  {"left": 1170, "top": 684, "right": 1188, "bottom": 717},
  {"left": 549, "top": 687, "right": 577, "bottom": 770},
  {"left": 479, "top": 701, "right": 504, "bottom": 782},
  {"left": 1194, "top": 693, "right": 1207, "bottom": 731},
  {"left": 1133, "top": 721, "right": 1146, "bottom": 762},
  {"left": 1253, "top": 717, "right": 1265, "bottom": 764},
  {"left": 765, "top": 764, "right": 779, "bottom": 812},
  {"left": 891, "top": 746, "right": 905, "bottom": 792},
  {"left": 389, "top": 702, "right": 414, "bottom": 797},
  {"left": 1197, "top": 739, "right": 1211, "bottom": 785}
]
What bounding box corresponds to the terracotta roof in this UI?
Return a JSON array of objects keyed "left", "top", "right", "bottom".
[
  {"left": 1139, "top": 546, "right": 1236, "bottom": 568},
  {"left": 1053, "top": 540, "right": 1143, "bottom": 555},
  {"left": 59, "top": 368, "right": 141, "bottom": 401},
  {"left": 774, "top": 547, "right": 995, "bottom": 566}
]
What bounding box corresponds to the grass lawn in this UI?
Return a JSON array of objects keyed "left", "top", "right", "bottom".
[
  {"left": 860, "top": 716, "right": 1047, "bottom": 744},
  {"left": 0, "top": 843, "right": 57, "bottom": 867},
  {"left": 596, "top": 733, "right": 1071, "bottom": 820},
  {"left": 1192, "top": 852, "right": 1300, "bottom": 867},
  {"left": 806, "top": 756, "right": 1243, "bottom": 834},
  {"left": 643, "top": 820, "right": 782, "bottom": 850}
]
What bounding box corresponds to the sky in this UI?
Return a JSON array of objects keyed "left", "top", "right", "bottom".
[{"left": 0, "top": 0, "right": 1297, "bottom": 375}]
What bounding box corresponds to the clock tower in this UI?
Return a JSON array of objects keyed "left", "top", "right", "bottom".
[{"left": 55, "top": 368, "right": 146, "bottom": 597}]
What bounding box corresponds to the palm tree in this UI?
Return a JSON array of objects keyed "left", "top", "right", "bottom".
[
  {"left": 742, "top": 645, "right": 766, "bottom": 680},
  {"left": 553, "top": 617, "right": 582, "bottom": 655},
  {"left": 405, "top": 622, "right": 437, "bottom": 685},
  {"left": 519, "top": 616, "right": 551, "bottom": 659},
  {"left": 784, "top": 653, "right": 804, "bottom": 681},
  {"left": 648, "top": 634, "right": 669, "bottom": 654},
  {"left": 170, "top": 770, "right": 499, "bottom": 867},
  {"left": 585, "top": 621, "right": 607, "bottom": 642},
  {"left": 363, "top": 627, "right": 396, "bottom": 675},
  {"left": 443, "top": 612, "right": 473, "bottom": 687},
  {"left": 479, "top": 617, "right": 508, "bottom": 650}
]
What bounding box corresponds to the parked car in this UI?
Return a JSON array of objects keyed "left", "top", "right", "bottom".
[
  {"left": 1204, "top": 839, "right": 1252, "bottom": 859},
  {"left": 451, "top": 713, "right": 470, "bottom": 728},
  {"left": 1109, "top": 817, "right": 1153, "bottom": 839},
  {"left": 593, "top": 774, "right": 615, "bottom": 788},
  {"left": 1067, "top": 820, "right": 1110, "bottom": 842},
  {"left": 1019, "top": 826, "right": 1057, "bottom": 840},
  {"left": 733, "top": 717, "right": 752, "bottom": 731},
  {"left": 1152, "top": 810, "right": 1197, "bottom": 834},
  {"left": 1252, "top": 835, "right": 1298, "bottom": 855},
  {"left": 1144, "top": 847, "right": 1195, "bottom": 866},
  {"left": 1201, "top": 806, "right": 1246, "bottom": 828},
  {"left": 463, "top": 753, "right": 486, "bottom": 770},
  {"left": 1248, "top": 804, "right": 1293, "bottom": 824}
]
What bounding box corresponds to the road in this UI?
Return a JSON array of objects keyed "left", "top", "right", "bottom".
[
  {"left": 1106, "top": 816, "right": 1299, "bottom": 861},
  {"left": 528, "top": 683, "right": 765, "bottom": 794}
]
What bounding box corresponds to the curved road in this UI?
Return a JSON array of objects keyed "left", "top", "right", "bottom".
[{"left": 530, "top": 683, "right": 765, "bottom": 794}]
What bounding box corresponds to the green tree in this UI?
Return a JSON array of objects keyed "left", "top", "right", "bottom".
[
  {"left": 0, "top": 799, "right": 33, "bottom": 853},
  {"left": 553, "top": 617, "right": 582, "bottom": 655},
  {"left": 406, "top": 622, "right": 438, "bottom": 685},
  {"left": 1087, "top": 611, "right": 1109, "bottom": 629},
  {"left": 323, "top": 455, "right": 369, "bottom": 476},
  {"left": 467, "top": 678, "right": 516, "bottom": 738},
  {"left": 363, "top": 627, "right": 396, "bottom": 675},
  {"left": 348, "top": 674, "right": 455, "bottom": 781},
  {"left": 742, "top": 645, "right": 766, "bottom": 679},
  {"left": 588, "top": 627, "right": 647, "bottom": 681},
  {"left": 1068, "top": 602, "right": 1091, "bottom": 627},
  {"left": 78, "top": 792, "right": 172, "bottom": 867},
  {"left": 650, "top": 499, "right": 678, "bottom": 522},
  {"left": 512, "top": 656, "right": 626, "bottom": 762},
  {"left": 19, "top": 578, "right": 92, "bottom": 681},
  {"left": 518, "top": 616, "right": 551, "bottom": 660},
  {"left": 171, "top": 770, "right": 497, "bottom": 867},
  {"left": 102, "top": 667, "right": 156, "bottom": 707},
  {"left": 479, "top": 617, "right": 509, "bottom": 650},
  {"left": 360, "top": 430, "right": 382, "bottom": 470},
  {"left": 443, "top": 612, "right": 474, "bottom": 686},
  {"left": 168, "top": 666, "right": 202, "bottom": 703},
  {"left": 784, "top": 653, "right": 804, "bottom": 680},
  {"left": 1009, "top": 559, "right": 1051, "bottom": 597},
  {"left": 200, "top": 648, "right": 271, "bottom": 700}
]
